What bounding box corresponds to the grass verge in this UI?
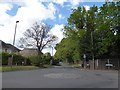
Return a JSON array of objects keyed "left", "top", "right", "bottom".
[
  {"left": 0, "top": 66, "right": 39, "bottom": 72},
  {"left": 72, "top": 64, "right": 81, "bottom": 68},
  {"left": 43, "top": 64, "right": 53, "bottom": 68}
]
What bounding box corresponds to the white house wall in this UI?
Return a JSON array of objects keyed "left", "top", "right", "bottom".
[
  {"left": 1, "top": 48, "right": 12, "bottom": 53},
  {"left": 0, "top": 41, "right": 1, "bottom": 53},
  {"left": 0, "top": 49, "right": 2, "bottom": 53}
]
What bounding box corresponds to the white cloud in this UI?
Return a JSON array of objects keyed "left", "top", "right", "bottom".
[
  {"left": 58, "top": 14, "right": 62, "bottom": 19},
  {"left": 50, "top": 24, "right": 64, "bottom": 43},
  {"left": 39, "top": 0, "right": 83, "bottom": 7},
  {"left": 0, "top": 0, "right": 57, "bottom": 46},
  {"left": 0, "top": 3, "right": 14, "bottom": 44},
  {"left": 48, "top": 2, "right": 56, "bottom": 15},
  {"left": 42, "top": 46, "right": 56, "bottom": 56},
  {"left": 42, "top": 24, "right": 64, "bottom": 55},
  {"left": 58, "top": 14, "right": 64, "bottom": 19},
  {"left": 0, "top": 3, "right": 12, "bottom": 25},
  {"left": 70, "top": 0, "right": 79, "bottom": 7},
  {"left": 84, "top": 5, "right": 90, "bottom": 11},
  {"left": 53, "top": 0, "right": 67, "bottom": 6},
  {"left": 70, "top": 0, "right": 84, "bottom": 7}
]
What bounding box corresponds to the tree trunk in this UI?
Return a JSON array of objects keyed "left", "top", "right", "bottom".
[
  {"left": 37, "top": 46, "right": 42, "bottom": 55},
  {"left": 37, "top": 46, "right": 44, "bottom": 67}
]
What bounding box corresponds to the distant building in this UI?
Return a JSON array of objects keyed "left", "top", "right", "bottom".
[
  {"left": 0, "top": 40, "right": 20, "bottom": 53},
  {"left": 20, "top": 48, "right": 38, "bottom": 57}
]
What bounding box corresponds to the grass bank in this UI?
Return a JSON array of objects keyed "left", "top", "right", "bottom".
[{"left": 0, "top": 66, "right": 39, "bottom": 72}]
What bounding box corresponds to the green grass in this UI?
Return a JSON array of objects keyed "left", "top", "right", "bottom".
[
  {"left": 72, "top": 64, "right": 81, "bottom": 68},
  {"left": 0, "top": 67, "right": 2, "bottom": 72},
  {"left": 43, "top": 64, "right": 52, "bottom": 68},
  {"left": 0, "top": 66, "right": 39, "bottom": 72}
]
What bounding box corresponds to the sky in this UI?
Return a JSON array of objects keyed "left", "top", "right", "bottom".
[{"left": 0, "top": 0, "right": 113, "bottom": 55}]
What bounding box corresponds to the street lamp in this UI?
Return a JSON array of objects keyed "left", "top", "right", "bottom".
[
  {"left": 13, "top": 21, "right": 19, "bottom": 46},
  {"left": 11, "top": 21, "right": 19, "bottom": 68}
]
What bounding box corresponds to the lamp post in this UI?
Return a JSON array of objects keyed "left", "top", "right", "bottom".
[
  {"left": 13, "top": 21, "right": 19, "bottom": 46},
  {"left": 11, "top": 21, "right": 19, "bottom": 68}
]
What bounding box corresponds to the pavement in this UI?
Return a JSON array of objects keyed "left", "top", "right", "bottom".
[{"left": 2, "top": 64, "right": 119, "bottom": 88}]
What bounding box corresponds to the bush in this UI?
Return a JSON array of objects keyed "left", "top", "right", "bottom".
[
  {"left": 44, "top": 53, "right": 52, "bottom": 64},
  {"left": 29, "top": 55, "right": 40, "bottom": 66},
  {"left": 29, "top": 54, "right": 53, "bottom": 67},
  {"left": 29, "top": 55, "right": 45, "bottom": 67}
]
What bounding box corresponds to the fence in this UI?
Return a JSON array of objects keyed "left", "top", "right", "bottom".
[{"left": 89, "top": 58, "right": 119, "bottom": 70}]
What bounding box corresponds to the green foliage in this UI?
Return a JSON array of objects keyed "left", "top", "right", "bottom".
[
  {"left": 44, "top": 52, "right": 52, "bottom": 64},
  {"left": 1, "top": 52, "right": 27, "bottom": 65},
  {"left": 55, "top": 2, "right": 120, "bottom": 63},
  {"left": 29, "top": 55, "right": 43, "bottom": 67},
  {"left": 13, "top": 54, "right": 26, "bottom": 65},
  {"left": 1, "top": 52, "right": 11, "bottom": 65},
  {"left": 0, "top": 66, "right": 39, "bottom": 72},
  {"left": 29, "top": 52, "right": 53, "bottom": 67},
  {"left": 55, "top": 36, "right": 81, "bottom": 64}
]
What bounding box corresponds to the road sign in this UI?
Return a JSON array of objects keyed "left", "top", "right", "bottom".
[{"left": 83, "top": 54, "right": 86, "bottom": 59}]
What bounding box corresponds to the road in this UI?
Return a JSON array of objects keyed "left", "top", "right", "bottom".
[{"left": 2, "top": 65, "right": 118, "bottom": 88}]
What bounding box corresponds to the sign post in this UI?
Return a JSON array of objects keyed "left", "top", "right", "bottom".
[{"left": 83, "top": 54, "right": 86, "bottom": 68}]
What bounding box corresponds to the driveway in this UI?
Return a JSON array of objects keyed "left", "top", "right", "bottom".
[{"left": 2, "top": 65, "right": 118, "bottom": 88}]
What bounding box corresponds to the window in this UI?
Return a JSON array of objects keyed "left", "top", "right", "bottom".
[{"left": 5, "top": 49, "right": 7, "bottom": 52}]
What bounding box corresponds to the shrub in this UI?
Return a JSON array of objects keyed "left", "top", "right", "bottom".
[
  {"left": 44, "top": 53, "right": 52, "bottom": 64},
  {"left": 29, "top": 53, "right": 54, "bottom": 67},
  {"left": 29, "top": 55, "right": 42, "bottom": 66}
]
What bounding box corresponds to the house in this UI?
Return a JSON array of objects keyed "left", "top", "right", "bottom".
[
  {"left": 20, "top": 48, "right": 38, "bottom": 57},
  {"left": 0, "top": 40, "right": 20, "bottom": 53}
]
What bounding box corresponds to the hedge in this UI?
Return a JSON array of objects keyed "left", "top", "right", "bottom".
[
  {"left": 1, "top": 52, "right": 10, "bottom": 65},
  {"left": 1, "top": 52, "right": 30, "bottom": 65}
]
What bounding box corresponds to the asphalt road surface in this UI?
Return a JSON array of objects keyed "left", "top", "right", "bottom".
[{"left": 2, "top": 65, "right": 118, "bottom": 88}]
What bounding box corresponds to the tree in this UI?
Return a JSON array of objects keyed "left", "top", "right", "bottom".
[
  {"left": 54, "top": 38, "right": 74, "bottom": 63},
  {"left": 54, "top": 31, "right": 81, "bottom": 64},
  {"left": 44, "top": 52, "right": 52, "bottom": 64},
  {"left": 19, "top": 22, "right": 58, "bottom": 55},
  {"left": 55, "top": 2, "right": 120, "bottom": 66},
  {"left": 94, "top": 2, "right": 119, "bottom": 59}
]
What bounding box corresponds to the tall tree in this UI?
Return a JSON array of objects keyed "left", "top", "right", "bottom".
[
  {"left": 55, "top": 2, "right": 120, "bottom": 63},
  {"left": 19, "top": 22, "right": 57, "bottom": 54},
  {"left": 94, "top": 2, "right": 119, "bottom": 58}
]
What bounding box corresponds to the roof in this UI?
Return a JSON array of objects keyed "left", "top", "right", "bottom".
[
  {"left": 0, "top": 40, "right": 21, "bottom": 51},
  {"left": 0, "top": 40, "right": 7, "bottom": 48},
  {"left": 23, "top": 48, "right": 38, "bottom": 50}
]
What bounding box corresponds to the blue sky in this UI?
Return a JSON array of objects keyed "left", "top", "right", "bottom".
[
  {"left": 5, "top": 1, "right": 105, "bottom": 26},
  {"left": 0, "top": 0, "right": 110, "bottom": 54}
]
